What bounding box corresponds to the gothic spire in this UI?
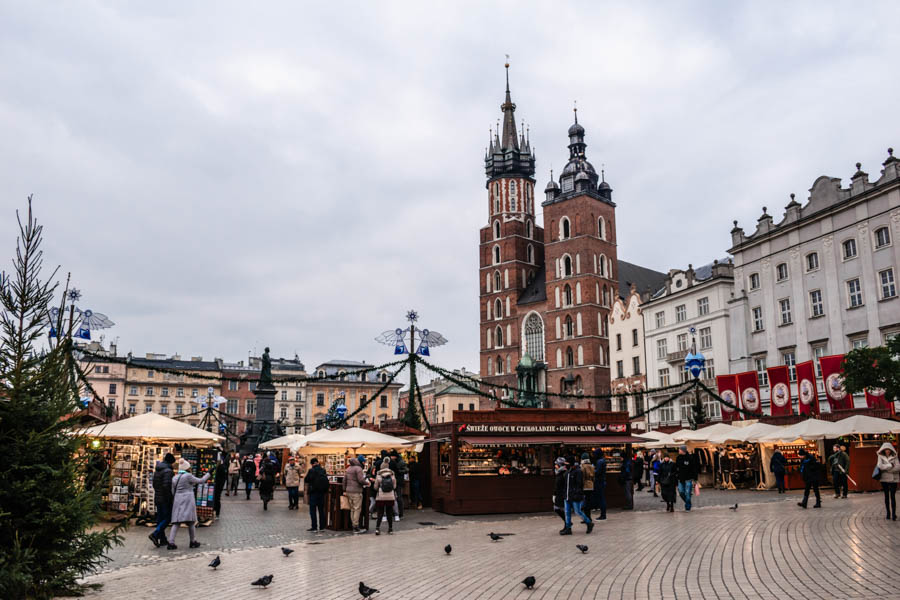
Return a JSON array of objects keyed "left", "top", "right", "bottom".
[{"left": 500, "top": 60, "right": 519, "bottom": 150}]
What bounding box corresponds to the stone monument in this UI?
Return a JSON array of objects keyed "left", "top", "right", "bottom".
[{"left": 239, "top": 347, "right": 284, "bottom": 455}]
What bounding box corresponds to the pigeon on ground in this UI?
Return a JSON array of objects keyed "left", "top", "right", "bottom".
[
  {"left": 444, "top": 544, "right": 452, "bottom": 555},
  {"left": 208, "top": 555, "right": 221, "bottom": 569},
  {"left": 489, "top": 532, "right": 503, "bottom": 541},
  {"left": 576, "top": 544, "right": 588, "bottom": 554},
  {"left": 281, "top": 547, "right": 294, "bottom": 557},
  {"left": 729, "top": 504, "right": 738, "bottom": 511},
  {"left": 251, "top": 575, "right": 273, "bottom": 588},
  {"left": 521, "top": 576, "right": 536, "bottom": 589},
  {"left": 359, "top": 581, "right": 380, "bottom": 598}
]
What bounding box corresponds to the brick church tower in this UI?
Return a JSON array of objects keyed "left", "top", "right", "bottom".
[{"left": 479, "top": 66, "right": 617, "bottom": 410}]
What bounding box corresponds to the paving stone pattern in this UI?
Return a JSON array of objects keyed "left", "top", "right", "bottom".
[{"left": 82, "top": 490, "right": 899, "bottom": 599}]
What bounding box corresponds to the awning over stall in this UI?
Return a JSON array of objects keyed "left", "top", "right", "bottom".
[
  {"left": 460, "top": 435, "right": 648, "bottom": 446},
  {"left": 80, "top": 412, "right": 223, "bottom": 447},
  {"left": 757, "top": 418, "right": 841, "bottom": 442},
  {"left": 829, "top": 415, "right": 900, "bottom": 436}
]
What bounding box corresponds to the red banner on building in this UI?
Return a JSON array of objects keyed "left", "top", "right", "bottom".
[
  {"left": 819, "top": 354, "right": 851, "bottom": 411},
  {"left": 715, "top": 374, "right": 739, "bottom": 422},
  {"left": 795, "top": 361, "right": 819, "bottom": 416},
  {"left": 736, "top": 371, "right": 761, "bottom": 417},
  {"left": 766, "top": 365, "right": 793, "bottom": 417},
  {"left": 865, "top": 388, "right": 889, "bottom": 410}
]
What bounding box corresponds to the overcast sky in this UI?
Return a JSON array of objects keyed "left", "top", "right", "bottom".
[{"left": 2, "top": 2, "right": 899, "bottom": 380}]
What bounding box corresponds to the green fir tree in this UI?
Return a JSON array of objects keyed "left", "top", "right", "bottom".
[
  {"left": 401, "top": 364, "right": 423, "bottom": 430},
  {"left": 0, "top": 199, "right": 121, "bottom": 599}
]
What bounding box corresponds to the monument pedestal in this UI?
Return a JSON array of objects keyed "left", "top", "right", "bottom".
[{"left": 239, "top": 384, "right": 284, "bottom": 455}]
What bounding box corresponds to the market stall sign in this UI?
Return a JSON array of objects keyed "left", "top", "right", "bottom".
[{"left": 457, "top": 424, "right": 626, "bottom": 434}]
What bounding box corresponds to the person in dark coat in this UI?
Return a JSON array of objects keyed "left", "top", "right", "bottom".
[
  {"left": 408, "top": 458, "right": 423, "bottom": 510},
  {"left": 240, "top": 455, "right": 256, "bottom": 500},
  {"left": 797, "top": 449, "right": 822, "bottom": 509},
  {"left": 593, "top": 449, "right": 607, "bottom": 520},
  {"left": 675, "top": 445, "right": 700, "bottom": 511},
  {"left": 657, "top": 453, "right": 677, "bottom": 512},
  {"left": 770, "top": 450, "right": 787, "bottom": 493},
  {"left": 304, "top": 457, "right": 329, "bottom": 531},
  {"left": 561, "top": 458, "right": 593, "bottom": 535},
  {"left": 828, "top": 444, "right": 850, "bottom": 499},
  {"left": 633, "top": 451, "right": 645, "bottom": 491},
  {"left": 619, "top": 453, "right": 634, "bottom": 510},
  {"left": 150, "top": 452, "right": 176, "bottom": 547},
  {"left": 213, "top": 458, "right": 228, "bottom": 518},
  {"left": 258, "top": 456, "right": 276, "bottom": 510},
  {"left": 552, "top": 457, "right": 568, "bottom": 526}
]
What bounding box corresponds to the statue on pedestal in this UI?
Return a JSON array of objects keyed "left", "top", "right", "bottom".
[{"left": 260, "top": 346, "right": 274, "bottom": 389}]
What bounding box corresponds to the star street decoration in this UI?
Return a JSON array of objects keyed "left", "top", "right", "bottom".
[
  {"left": 375, "top": 310, "right": 448, "bottom": 356},
  {"left": 193, "top": 386, "right": 227, "bottom": 410},
  {"left": 48, "top": 290, "right": 115, "bottom": 340}
]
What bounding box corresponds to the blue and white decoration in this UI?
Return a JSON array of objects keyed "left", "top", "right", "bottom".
[
  {"left": 375, "top": 310, "right": 449, "bottom": 356},
  {"left": 684, "top": 328, "right": 705, "bottom": 379},
  {"left": 47, "top": 291, "right": 115, "bottom": 340},
  {"left": 194, "top": 386, "right": 227, "bottom": 410}
]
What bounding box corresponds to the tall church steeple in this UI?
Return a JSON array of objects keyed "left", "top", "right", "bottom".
[
  {"left": 485, "top": 61, "right": 534, "bottom": 180},
  {"left": 500, "top": 63, "right": 519, "bottom": 150}
]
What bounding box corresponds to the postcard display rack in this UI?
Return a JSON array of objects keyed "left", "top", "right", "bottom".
[
  {"left": 182, "top": 447, "right": 218, "bottom": 521},
  {"left": 103, "top": 442, "right": 174, "bottom": 514}
]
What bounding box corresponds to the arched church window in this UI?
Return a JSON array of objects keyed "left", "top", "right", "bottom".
[
  {"left": 495, "top": 326, "right": 503, "bottom": 347},
  {"left": 527, "top": 244, "right": 534, "bottom": 264},
  {"left": 561, "top": 217, "right": 571, "bottom": 240},
  {"left": 494, "top": 298, "right": 502, "bottom": 319},
  {"left": 566, "top": 347, "right": 574, "bottom": 367},
  {"left": 496, "top": 356, "right": 504, "bottom": 375},
  {"left": 493, "top": 246, "right": 500, "bottom": 264},
  {"left": 565, "top": 315, "right": 573, "bottom": 338},
  {"left": 564, "top": 284, "right": 572, "bottom": 306},
  {"left": 564, "top": 255, "right": 573, "bottom": 277},
  {"left": 526, "top": 220, "right": 533, "bottom": 238},
  {"left": 523, "top": 313, "right": 544, "bottom": 361},
  {"left": 598, "top": 217, "right": 605, "bottom": 239},
  {"left": 493, "top": 220, "right": 500, "bottom": 239},
  {"left": 494, "top": 271, "right": 501, "bottom": 290},
  {"left": 599, "top": 255, "right": 606, "bottom": 277}
]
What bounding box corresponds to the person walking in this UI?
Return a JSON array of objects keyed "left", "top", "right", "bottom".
[
  {"left": 829, "top": 444, "right": 850, "bottom": 499},
  {"left": 166, "top": 459, "right": 210, "bottom": 550},
  {"left": 259, "top": 454, "right": 277, "bottom": 510},
  {"left": 227, "top": 454, "right": 240, "bottom": 496},
  {"left": 633, "top": 451, "right": 645, "bottom": 492},
  {"left": 284, "top": 456, "right": 302, "bottom": 510},
  {"left": 561, "top": 457, "right": 594, "bottom": 535},
  {"left": 675, "top": 445, "right": 700, "bottom": 511},
  {"left": 240, "top": 455, "right": 256, "bottom": 500},
  {"left": 593, "top": 449, "right": 607, "bottom": 520},
  {"left": 619, "top": 452, "right": 634, "bottom": 510},
  {"left": 213, "top": 457, "right": 227, "bottom": 518},
  {"left": 657, "top": 453, "right": 677, "bottom": 512},
  {"left": 343, "top": 457, "right": 368, "bottom": 533},
  {"left": 770, "top": 449, "right": 787, "bottom": 493},
  {"left": 253, "top": 453, "right": 262, "bottom": 488},
  {"left": 149, "top": 452, "right": 175, "bottom": 547},
  {"left": 408, "top": 457, "right": 423, "bottom": 510},
  {"left": 373, "top": 458, "right": 397, "bottom": 535},
  {"left": 553, "top": 457, "right": 568, "bottom": 525},
  {"left": 389, "top": 450, "right": 407, "bottom": 521},
  {"left": 876, "top": 442, "right": 900, "bottom": 520},
  {"left": 304, "top": 457, "right": 329, "bottom": 531},
  {"left": 797, "top": 449, "right": 822, "bottom": 509},
  {"left": 580, "top": 453, "right": 595, "bottom": 520},
  {"left": 650, "top": 452, "right": 661, "bottom": 498}
]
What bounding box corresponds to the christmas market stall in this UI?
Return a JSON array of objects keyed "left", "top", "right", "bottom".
[
  {"left": 428, "top": 408, "right": 646, "bottom": 515},
  {"left": 752, "top": 418, "right": 840, "bottom": 491},
  {"left": 828, "top": 415, "right": 900, "bottom": 492},
  {"left": 80, "top": 412, "right": 224, "bottom": 520}
]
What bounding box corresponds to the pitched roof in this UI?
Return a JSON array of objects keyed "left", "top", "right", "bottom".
[
  {"left": 435, "top": 385, "right": 478, "bottom": 397},
  {"left": 617, "top": 260, "right": 667, "bottom": 300}
]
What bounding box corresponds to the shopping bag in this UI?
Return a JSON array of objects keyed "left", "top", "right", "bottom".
[
  {"left": 339, "top": 494, "right": 350, "bottom": 510},
  {"left": 693, "top": 481, "right": 701, "bottom": 496}
]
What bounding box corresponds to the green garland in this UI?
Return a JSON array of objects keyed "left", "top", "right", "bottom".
[
  {"left": 333, "top": 363, "right": 408, "bottom": 428},
  {"left": 75, "top": 347, "right": 407, "bottom": 385}
]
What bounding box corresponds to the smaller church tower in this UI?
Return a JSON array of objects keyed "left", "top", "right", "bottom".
[{"left": 479, "top": 63, "right": 545, "bottom": 395}]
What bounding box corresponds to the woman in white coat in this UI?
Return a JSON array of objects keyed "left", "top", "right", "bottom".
[
  {"left": 166, "top": 459, "right": 210, "bottom": 549},
  {"left": 876, "top": 442, "right": 900, "bottom": 521}
]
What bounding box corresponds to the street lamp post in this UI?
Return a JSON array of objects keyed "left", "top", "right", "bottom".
[{"left": 684, "top": 327, "right": 706, "bottom": 430}]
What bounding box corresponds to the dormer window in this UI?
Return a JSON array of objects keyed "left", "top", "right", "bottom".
[{"left": 317, "top": 370, "right": 325, "bottom": 378}]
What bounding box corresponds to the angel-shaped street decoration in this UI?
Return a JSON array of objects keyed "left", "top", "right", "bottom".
[
  {"left": 193, "top": 386, "right": 227, "bottom": 411},
  {"left": 47, "top": 290, "right": 115, "bottom": 340},
  {"left": 375, "top": 310, "right": 448, "bottom": 356}
]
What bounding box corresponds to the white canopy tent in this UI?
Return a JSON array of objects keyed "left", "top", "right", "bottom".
[
  {"left": 829, "top": 415, "right": 900, "bottom": 437},
  {"left": 707, "top": 422, "right": 781, "bottom": 445},
  {"left": 259, "top": 433, "right": 307, "bottom": 450},
  {"left": 290, "top": 427, "right": 416, "bottom": 455},
  {"left": 635, "top": 430, "right": 678, "bottom": 449},
  {"left": 80, "top": 412, "right": 224, "bottom": 447},
  {"left": 671, "top": 423, "right": 739, "bottom": 443},
  {"left": 756, "top": 418, "right": 842, "bottom": 443}
]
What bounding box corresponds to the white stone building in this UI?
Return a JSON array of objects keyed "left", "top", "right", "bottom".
[
  {"left": 641, "top": 261, "right": 734, "bottom": 428},
  {"left": 727, "top": 149, "right": 900, "bottom": 411}
]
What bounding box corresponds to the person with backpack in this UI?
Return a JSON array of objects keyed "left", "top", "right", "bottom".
[
  {"left": 580, "top": 453, "right": 595, "bottom": 520},
  {"left": 373, "top": 458, "right": 397, "bottom": 535},
  {"left": 304, "top": 457, "right": 329, "bottom": 531},
  {"left": 240, "top": 455, "right": 256, "bottom": 500},
  {"left": 797, "top": 449, "right": 822, "bottom": 509}
]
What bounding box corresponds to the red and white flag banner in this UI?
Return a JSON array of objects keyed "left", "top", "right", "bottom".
[
  {"left": 819, "top": 354, "right": 851, "bottom": 411},
  {"left": 736, "top": 371, "right": 761, "bottom": 417},
  {"left": 715, "top": 374, "right": 739, "bottom": 422},
  {"left": 766, "top": 365, "right": 793, "bottom": 417},
  {"left": 795, "top": 361, "right": 819, "bottom": 416}
]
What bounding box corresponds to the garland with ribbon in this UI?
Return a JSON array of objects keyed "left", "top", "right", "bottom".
[
  {"left": 695, "top": 379, "right": 764, "bottom": 418},
  {"left": 332, "top": 363, "right": 408, "bottom": 429}
]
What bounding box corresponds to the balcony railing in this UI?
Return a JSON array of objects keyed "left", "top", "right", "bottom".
[{"left": 666, "top": 349, "right": 689, "bottom": 363}]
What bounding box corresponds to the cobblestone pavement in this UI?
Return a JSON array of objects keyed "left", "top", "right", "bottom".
[
  {"left": 95, "top": 485, "right": 797, "bottom": 574},
  {"left": 82, "top": 489, "right": 899, "bottom": 599}
]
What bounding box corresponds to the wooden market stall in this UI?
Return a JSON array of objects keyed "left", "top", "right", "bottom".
[{"left": 428, "top": 408, "right": 645, "bottom": 515}]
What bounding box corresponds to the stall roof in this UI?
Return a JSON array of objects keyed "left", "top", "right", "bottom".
[
  {"left": 708, "top": 422, "right": 781, "bottom": 444},
  {"left": 757, "top": 418, "right": 842, "bottom": 442},
  {"left": 460, "top": 435, "right": 648, "bottom": 446},
  {"left": 259, "top": 433, "right": 307, "bottom": 449},
  {"left": 671, "top": 423, "right": 738, "bottom": 443},
  {"left": 79, "top": 412, "right": 223, "bottom": 446},
  {"left": 291, "top": 426, "right": 416, "bottom": 454},
  {"left": 829, "top": 415, "right": 900, "bottom": 436}
]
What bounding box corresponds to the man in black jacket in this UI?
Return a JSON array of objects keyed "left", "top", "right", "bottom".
[
  {"left": 561, "top": 458, "right": 594, "bottom": 535},
  {"left": 675, "top": 446, "right": 700, "bottom": 511},
  {"left": 240, "top": 455, "right": 256, "bottom": 500},
  {"left": 150, "top": 453, "right": 175, "bottom": 547},
  {"left": 593, "top": 449, "right": 608, "bottom": 520},
  {"left": 304, "top": 457, "right": 330, "bottom": 531},
  {"left": 633, "top": 451, "right": 645, "bottom": 491},
  {"left": 797, "top": 449, "right": 822, "bottom": 509},
  {"left": 552, "top": 457, "right": 568, "bottom": 528},
  {"left": 619, "top": 453, "right": 634, "bottom": 510}
]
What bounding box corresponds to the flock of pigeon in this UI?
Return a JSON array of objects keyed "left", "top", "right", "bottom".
[{"left": 205, "top": 532, "right": 595, "bottom": 597}]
